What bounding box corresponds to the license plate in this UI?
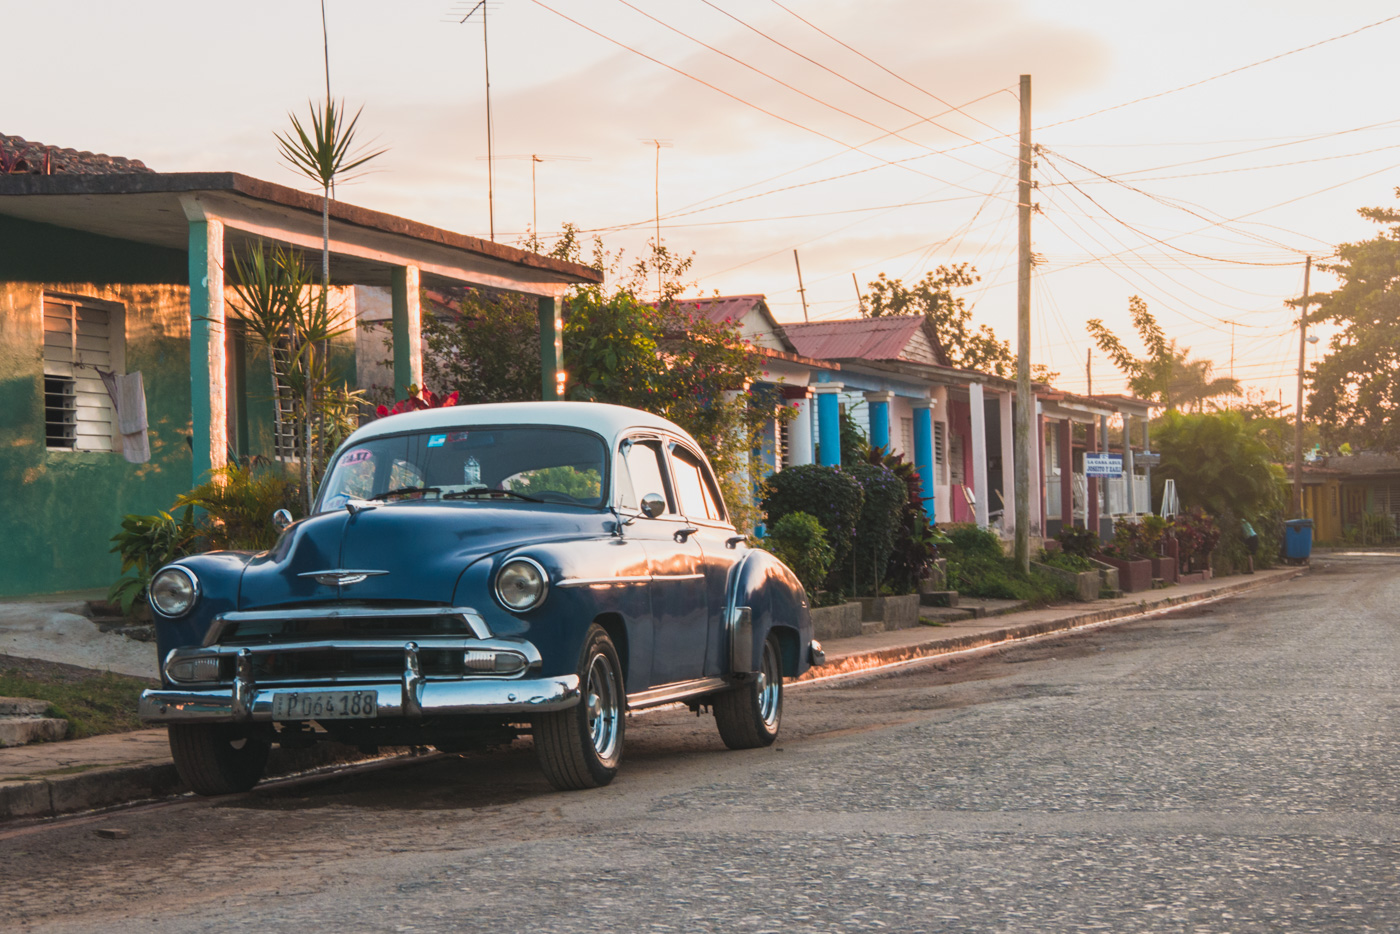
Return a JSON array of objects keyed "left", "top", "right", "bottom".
[{"left": 271, "top": 690, "right": 378, "bottom": 721}]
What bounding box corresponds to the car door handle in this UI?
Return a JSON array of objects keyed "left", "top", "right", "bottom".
[
  {"left": 725, "top": 535, "right": 746, "bottom": 549},
  {"left": 674, "top": 527, "right": 698, "bottom": 543}
]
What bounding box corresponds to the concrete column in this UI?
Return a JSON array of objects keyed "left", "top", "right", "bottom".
[
  {"left": 1123, "top": 412, "right": 1137, "bottom": 514},
  {"left": 788, "top": 391, "right": 814, "bottom": 466},
  {"left": 864, "top": 391, "right": 894, "bottom": 452},
  {"left": 187, "top": 217, "right": 227, "bottom": 483},
  {"left": 911, "top": 399, "right": 936, "bottom": 521},
  {"left": 998, "top": 390, "right": 1015, "bottom": 533},
  {"left": 391, "top": 265, "right": 423, "bottom": 394},
  {"left": 814, "top": 383, "right": 844, "bottom": 467},
  {"left": 969, "top": 382, "right": 989, "bottom": 528},
  {"left": 1086, "top": 417, "right": 1099, "bottom": 536},
  {"left": 1032, "top": 404, "right": 1044, "bottom": 535},
  {"left": 1143, "top": 416, "right": 1153, "bottom": 512},
  {"left": 723, "top": 388, "right": 751, "bottom": 503},
  {"left": 538, "top": 294, "right": 563, "bottom": 400},
  {"left": 1058, "top": 418, "right": 1073, "bottom": 528}
]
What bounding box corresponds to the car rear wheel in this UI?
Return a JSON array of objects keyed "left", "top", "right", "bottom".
[
  {"left": 168, "top": 724, "right": 271, "bottom": 796},
  {"left": 533, "top": 625, "right": 625, "bottom": 790},
  {"left": 713, "top": 631, "right": 783, "bottom": 749}
]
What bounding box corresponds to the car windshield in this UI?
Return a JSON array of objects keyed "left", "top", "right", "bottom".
[{"left": 317, "top": 425, "right": 608, "bottom": 512}]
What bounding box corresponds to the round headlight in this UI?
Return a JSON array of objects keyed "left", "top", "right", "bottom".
[
  {"left": 495, "top": 558, "right": 548, "bottom": 612},
  {"left": 149, "top": 566, "right": 199, "bottom": 618}
]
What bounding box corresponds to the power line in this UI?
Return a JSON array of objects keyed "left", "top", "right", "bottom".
[{"left": 1036, "top": 12, "right": 1400, "bottom": 131}]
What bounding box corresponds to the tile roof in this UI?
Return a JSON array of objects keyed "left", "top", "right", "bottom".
[
  {"left": 0, "top": 133, "right": 153, "bottom": 176},
  {"left": 783, "top": 316, "right": 938, "bottom": 363}
]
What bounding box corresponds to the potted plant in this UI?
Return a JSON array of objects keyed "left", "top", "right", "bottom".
[
  {"left": 1171, "top": 509, "right": 1221, "bottom": 584},
  {"left": 1095, "top": 518, "right": 1154, "bottom": 592},
  {"left": 1139, "top": 514, "right": 1177, "bottom": 584}
]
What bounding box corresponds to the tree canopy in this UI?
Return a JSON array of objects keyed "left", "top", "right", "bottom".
[
  {"left": 1087, "top": 296, "right": 1239, "bottom": 410},
  {"left": 862, "top": 265, "right": 1015, "bottom": 376},
  {"left": 1306, "top": 193, "right": 1400, "bottom": 450},
  {"left": 1151, "top": 410, "right": 1284, "bottom": 520}
]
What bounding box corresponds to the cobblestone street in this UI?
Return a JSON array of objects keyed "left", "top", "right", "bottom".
[{"left": 3, "top": 554, "right": 1396, "bottom": 933}]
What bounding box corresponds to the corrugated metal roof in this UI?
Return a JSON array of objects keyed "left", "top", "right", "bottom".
[
  {"left": 783, "top": 316, "right": 935, "bottom": 363},
  {"left": 675, "top": 294, "right": 768, "bottom": 326}
]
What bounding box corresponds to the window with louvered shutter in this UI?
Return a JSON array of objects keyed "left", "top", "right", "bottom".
[{"left": 42, "top": 297, "right": 123, "bottom": 452}]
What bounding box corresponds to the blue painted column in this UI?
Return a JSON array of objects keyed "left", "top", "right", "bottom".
[
  {"left": 391, "top": 265, "right": 423, "bottom": 395},
  {"left": 912, "top": 399, "right": 935, "bottom": 521},
  {"left": 538, "top": 295, "right": 563, "bottom": 400},
  {"left": 865, "top": 391, "right": 894, "bottom": 452},
  {"left": 187, "top": 216, "right": 227, "bottom": 484},
  {"left": 813, "top": 383, "right": 844, "bottom": 467}
]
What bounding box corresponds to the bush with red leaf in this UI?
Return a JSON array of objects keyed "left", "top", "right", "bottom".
[{"left": 375, "top": 385, "right": 459, "bottom": 418}]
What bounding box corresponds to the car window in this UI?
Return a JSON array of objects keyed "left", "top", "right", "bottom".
[
  {"left": 670, "top": 446, "right": 723, "bottom": 521},
  {"left": 318, "top": 426, "right": 606, "bottom": 512},
  {"left": 620, "top": 439, "right": 673, "bottom": 514}
]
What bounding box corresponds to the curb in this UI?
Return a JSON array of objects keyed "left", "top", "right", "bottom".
[
  {"left": 0, "top": 740, "right": 400, "bottom": 823},
  {"left": 804, "top": 566, "right": 1307, "bottom": 680},
  {"left": 1, "top": 567, "right": 1306, "bottom": 823}
]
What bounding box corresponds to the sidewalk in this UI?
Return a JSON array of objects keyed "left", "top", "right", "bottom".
[{"left": 0, "top": 565, "right": 1306, "bottom": 822}]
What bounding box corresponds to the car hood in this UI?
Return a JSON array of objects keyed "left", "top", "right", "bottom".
[{"left": 239, "top": 502, "right": 605, "bottom": 609}]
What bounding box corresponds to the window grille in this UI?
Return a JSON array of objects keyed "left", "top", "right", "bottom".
[
  {"left": 42, "top": 297, "right": 120, "bottom": 452},
  {"left": 776, "top": 414, "right": 790, "bottom": 468},
  {"left": 900, "top": 418, "right": 913, "bottom": 460},
  {"left": 934, "top": 421, "right": 947, "bottom": 466}
]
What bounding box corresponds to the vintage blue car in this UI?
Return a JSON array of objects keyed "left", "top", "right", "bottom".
[{"left": 140, "top": 402, "right": 824, "bottom": 794}]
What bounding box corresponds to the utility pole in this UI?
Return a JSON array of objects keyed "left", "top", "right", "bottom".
[
  {"left": 794, "top": 250, "right": 810, "bottom": 322},
  {"left": 1013, "top": 74, "right": 1033, "bottom": 572},
  {"left": 1293, "top": 255, "right": 1312, "bottom": 519},
  {"left": 852, "top": 273, "right": 865, "bottom": 316},
  {"left": 641, "top": 139, "right": 673, "bottom": 298},
  {"left": 1086, "top": 348, "right": 1092, "bottom": 397},
  {"left": 459, "top": 1, "right": 495, "bottom": 240}
]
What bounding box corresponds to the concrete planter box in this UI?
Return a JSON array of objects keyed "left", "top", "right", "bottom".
[
  {"left": 1151, "top": 555, "right": 1178, "bottom": 584},
  {"left": 809, "top": 601, "right": 864, "bottom": 640},
  {"left": 1178, "top": 567, "right": 1212, "bottom": 585},
  {"left": 1089, "top": 558, "right": 1119, "bottom": 593},
  {"left": 918, "top": 559, "right": 948, "bottom": 592},
  {"left": 1032, "top": 562, "right": 1100, "bottom": 602},
  {"left": 859, "top": 593, "right": 922, "bottom": 631},
  {"left": 1097, "top": 555, "right": 1154, "bottom": 593}
]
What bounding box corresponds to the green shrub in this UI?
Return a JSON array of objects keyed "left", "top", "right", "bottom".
[
  {"left": 107, "top": 506, "right": 200, "bottom": 615},
  {"left": 1056, "top": 525, "right": 1102, "bottom": 558},
  {"left": 176, "top": 462, "right": 303, "bottom": 552},
  {"left": 763, "top": 512, "right": 834, "bottom": 599},
  {"left": 946, "top": 552, "right": 1071, "bottom": 604},
  {"left": 762, "top": 465, "right": 864, "bottom": 594},
  {"left": 847, "top": 461, "right": 908, "bottom": 596},
  {"left": 865, "top": 447, "right": 937, "bottom": 594},
  {"left": 1038, "top": 549, "right": 1094, "bottom": 573},
  {"left": 1171, "top": 508, "right": 1220, "bottom": 573},
  {"left": 941, "top": 523, "right": 1005, "bottom": 560}
]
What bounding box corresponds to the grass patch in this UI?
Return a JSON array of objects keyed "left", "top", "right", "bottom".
[{"left": 0, "top": 669, "right": 149, "bottom": 739}]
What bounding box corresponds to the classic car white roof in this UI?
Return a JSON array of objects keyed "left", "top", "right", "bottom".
[{"left": 345, "top": 401, "right": 702, "bottom": 449}]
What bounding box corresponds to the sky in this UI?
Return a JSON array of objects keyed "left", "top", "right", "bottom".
[{"left": 9, "top": 0, "right": 1400, "bottom": 408}]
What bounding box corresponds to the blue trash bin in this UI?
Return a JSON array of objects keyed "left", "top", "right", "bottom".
[{"left": 1284, "top": 518, "right": 1313, "bottom": 561}]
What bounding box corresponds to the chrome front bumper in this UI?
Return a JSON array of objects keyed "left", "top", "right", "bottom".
[{"left": 140, "top": 674, "right": 581, "bottom": 724}]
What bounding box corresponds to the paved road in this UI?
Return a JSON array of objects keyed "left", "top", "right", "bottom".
[{"left": 2, "top": 554, "right": 1397, "bottom": 933}]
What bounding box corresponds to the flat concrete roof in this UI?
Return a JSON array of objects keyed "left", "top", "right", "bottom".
[{"left": 0, "top": 172, "right": 603, "bottom": 296}]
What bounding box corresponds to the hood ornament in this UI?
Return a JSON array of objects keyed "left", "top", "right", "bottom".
[{"left": 299, "top": 569, "right": 389, "bottom": 588}]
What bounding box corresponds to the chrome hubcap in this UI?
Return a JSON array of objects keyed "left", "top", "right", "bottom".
[
  {"left": 585, "top": 653, "right": 620, "bottom": 762},
  {"left": 758, "top": 641, "right": 781, "bottom": 728}
]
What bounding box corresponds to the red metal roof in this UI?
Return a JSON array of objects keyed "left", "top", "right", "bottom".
[
  {"left": 675, "top": 294, "right": 769, "bottom": 325},
  {"left": 782, "top": 316, "right": 941, "bottom": 364}
]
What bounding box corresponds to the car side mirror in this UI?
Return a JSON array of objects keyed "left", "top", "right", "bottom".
[
  {"left": 640, "top": 493, "right": 666, "bottom": 519},
  {"left": 272, "top": 508, "right": 293, "bottom": 532}
]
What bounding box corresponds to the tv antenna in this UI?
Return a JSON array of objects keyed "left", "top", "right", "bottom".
[
  {"left": 640, "top": 139, "right": 673, "bottom": 297},
  {"left": 453, "top": 1, "right": 502, "bottom": 240},
  {"left": 482, "top": 153, "right": 591, "bottom": 241}
]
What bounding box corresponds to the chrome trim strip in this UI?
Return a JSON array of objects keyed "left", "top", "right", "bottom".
[
  {"left": 627, "top": 676, "right": 730, "bottom": 709},
  {"left": 655, "top": 573, "right": 705, "bottom": 582},
  {"left": 139, "top": 675, "right": 582, "bottom": 723},
  {"left": 232, "top": 649, "right": 253, "bottom": 720},
  {"left": 729, "top": 606, "right": 756, "bottom": 674},
  {"left": 296, "top": 569, "right": 389, "bottom": 587},
  {"left": 166, "top": 637, "right": 544, "bottom": 682},
  {"left": 202, "top": 606, "right": 492, "bottom": 645},
  {"left": 556, "top": 575, "right": 651, "bottom": 588}
]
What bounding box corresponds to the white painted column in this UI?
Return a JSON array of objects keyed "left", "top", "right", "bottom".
[
  {"left": 969, "top": 382, "right": 989, "bottom": 528},
  {"left": 999, "top": 389, "right": 1015, "bottom": 534},
  {"left": 788, "top": 391, "right": 814, "bottom": 466}
]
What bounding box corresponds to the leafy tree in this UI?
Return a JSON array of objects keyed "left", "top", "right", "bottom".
[
  {"left": 863, "top": 265, "right": 1011, "bottom": 375},
  {"left": 421, "top": 287, "right": 542, "bottom": 404},
  {"left": 1151, "top": 411, "right": 1284, "bottom": 519},
  {"left": 1306, "top": 192, "right": 1400, "bottom": 450},
  {"left": 1087, "top": 297, "right": 1239, "bottom": 410}
]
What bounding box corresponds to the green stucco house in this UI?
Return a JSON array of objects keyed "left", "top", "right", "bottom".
[{"left": 0, "top": 134, "right": 601, "bottom": 597}]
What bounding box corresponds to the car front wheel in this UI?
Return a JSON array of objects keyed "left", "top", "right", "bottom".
[
  {"left": 713, "top": 631, "right": 783, "bottom": 749},
  {"left": 168, "top": 724, "right": 271, "bottom": 796},
  {"left": 533, "top": 625, "right": 625, "bottom": 790}
]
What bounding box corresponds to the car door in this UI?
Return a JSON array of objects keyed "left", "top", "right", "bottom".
[
  {"left": 617, "top": 436, "right": 709, "bottom": 686},
  {"left": 666, "top": 442, "right": 744, "bottom": 677}
]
